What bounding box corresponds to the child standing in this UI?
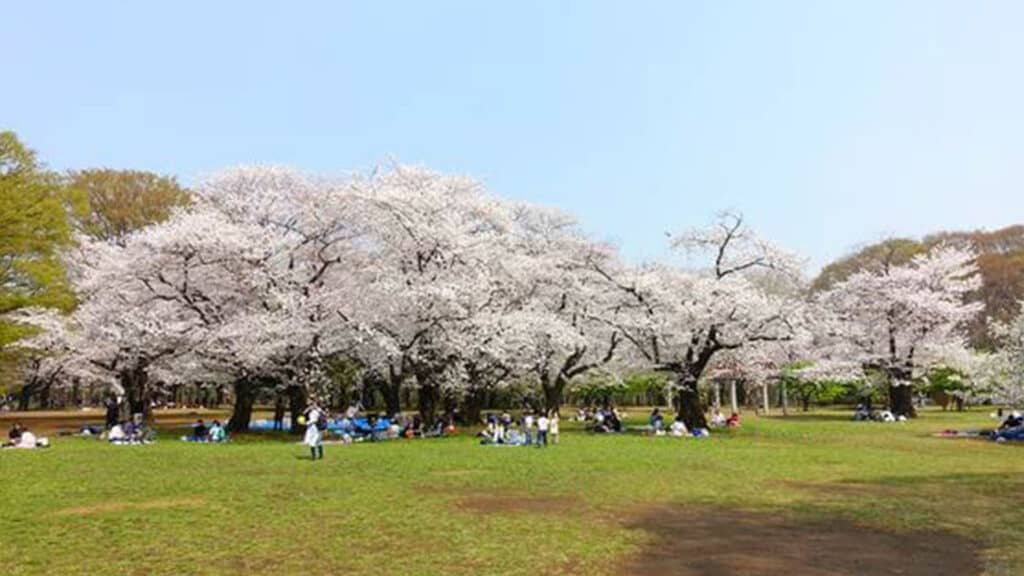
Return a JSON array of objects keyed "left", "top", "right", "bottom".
[
  {"left": 549, "top": 411, "right": 560, "bottom": 445},
  {"left": 536, "top": 412, "right": 550, "bottom": 447}
]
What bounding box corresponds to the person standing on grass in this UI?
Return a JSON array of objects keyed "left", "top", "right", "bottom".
[
  {"left": 104, "top": 396, "right": 119, "bottom": 430},
  {"left": 549, "top": 411, "right": 560, "bottom": 445},
  {"left": 303, "top": 403, "right": 325, "bottom": 460},
  {"left": 536, "top": 412, "right": 550, "bottom": 447},
  {"left": 273, "top": 395, "right": 286, "bottom": 431},
  {"left": 304, "top": 418, "right": 323, "bottom": 460}
]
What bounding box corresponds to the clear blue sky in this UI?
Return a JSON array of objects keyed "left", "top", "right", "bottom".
[{"left": 5, "top": 1, "right": 1023, "bottom": 270}]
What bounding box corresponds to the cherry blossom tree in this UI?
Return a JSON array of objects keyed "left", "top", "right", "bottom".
[
  {"left": 989, "top": 303, "right": 1024, "bottom": 407},
  {"left": 488, "top": 204, "right": 625, "bottom": 413},
  {"left": 818, "top": 245, "right": 982, "bottom": 417},
  {"left": 596, "top": 213, "right": 804, "bottom": 429}
]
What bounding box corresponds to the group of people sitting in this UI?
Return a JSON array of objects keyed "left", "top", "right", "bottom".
[
  {"left": 181, "top": 419, "right": 228, "bottom": 443},
  {"left": 108, "top": 418, "right": 157, "bottom": 444},
  {"left": 992, "top": 410, "right": 1024, "bottom": 442},
  {"left": 707, "top": 409, "right": 741, "bottom": 428},
  {"left": 3, "top": 423, "right": 49, "bottom": 449},
  {"left": 573, "top": 406, "right": 625, "bottom": 433},
  {"left": 479, "top": 411, "right": 558, "bottom": 446},
  {"left": 647, "top": 408, "right": 719, "bottom": 438},
  {"left": 322, "top": 410, "right": 458, "bottom": 444},
  {"left": 853, "top": 404, "right": 906, "bottom": 423}
]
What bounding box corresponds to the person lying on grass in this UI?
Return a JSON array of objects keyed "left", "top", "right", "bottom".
[{"left": 2, "top": 425, "right": 49, "bottom": 449}]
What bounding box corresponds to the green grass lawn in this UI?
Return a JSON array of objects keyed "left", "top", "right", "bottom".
[{"left": 1, "top": 408, "right": 1022, "bottom": 575}]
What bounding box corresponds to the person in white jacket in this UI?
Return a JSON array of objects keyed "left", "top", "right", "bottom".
[{"left": 303, "top": 404, "right": 325, "bottom": 460}]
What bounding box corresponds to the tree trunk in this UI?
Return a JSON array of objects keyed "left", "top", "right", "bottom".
[
  {"left": 416, "top": 374, "right": 439, "bottom": 428},
  {"left": 729, "top": 380, "right": 738, "bottom": 415},
  {"left": 675, "top": 375, "right": 708, "bottom": 430},
  {"left": 288, "top": 385, "right": 308, "bottom": 434},
  {"left": 463, "top": 386, "right": 487, "bottom": 425},
  {"left": 712, "top": 382, "right": 721, "bottom": 410},
  {"left": 762, "top": 383, "right": 771, "bottom": 415},
  {"left": 888, "top": 378, "right": 916, "bottom": 418},
  {"left": 542, "top": 374, "right": 567, "bottom": 414},
  {"left": 382, "top": 378, "right": 402, "bottom": 417},
  {"left": 780, "top": 380, "right": 789, "bottom": 416},
  {"left": 227, "top": 378, "right": 256, "bottom": 433},
  {"left": 17, "top": 385, "right": 32, "bottom": 411},
  {"left": 38, "top": 383, "right": 51, "bottom": 409},
  {"left": 121, "top": 366, "right": 151, "bottom": 421}
]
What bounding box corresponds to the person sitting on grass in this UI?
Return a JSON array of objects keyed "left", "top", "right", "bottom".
[
  {"left": 853, "top": 403, "right": 871, "bottom": 421},
  {"left": 670, "top": 417, "right": 688, "bottom": 438},
  {"left": 480, "top": 415, "right": 498, "bottom": 443},
  {"left": 650, "top": 408, "right": 665, "bottom": 433},
  {"left": 182, "top": 419, "right": 208, "bottom": 442},
  {"left": 726, "top": 412, "right": 741, "bottom": 428},
  {"left": 108, "top": 421, "right": 129, "bottom": 444},
  {"left": 504, "top": 426, "right": 525, "bottom": 445},
  {"left": 999, "top": 411, "right": 1023, "bottom": 430},
  {"left": 403, "top": 415, "right": 422, "bottom": 439},
  {"left": 606, "top": 409, "right": 623, "bottom": 433},
  {"left": 5, "top": 423, "right": 22, "bottom": 447},
  {"left": 124, "top": 420, "right": 142, "bottom": 442},
  {"left": 709, "top": 409, "right": 727, "bottom": 428},
  {"left": 575, "top": 407, "right": 588, "bottom": 422},
  {"left": 208, "top": 420, "right": 227, "bottom": 443}
]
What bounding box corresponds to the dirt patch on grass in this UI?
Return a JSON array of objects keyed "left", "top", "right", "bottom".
[
  {"left": 619, "top": 505, "right": 982, "bottom": 576},
  {"left": 450, "top": 493, "right": 582, "bottom": 516},
  {"left": 55, "top": 497, "right": 206, "bottom": 517}
]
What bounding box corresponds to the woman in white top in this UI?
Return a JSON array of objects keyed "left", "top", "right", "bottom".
[
  {"left": 303, "top": 404, "right": 325, "bottom": 461},
  {"left": 670, "top": 418, "right": 688, "bottom": 438}
]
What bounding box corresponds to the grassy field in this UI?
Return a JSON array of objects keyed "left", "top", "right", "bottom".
[{"left": 1, "top": 408, "right": 1022, "bottom": 575}]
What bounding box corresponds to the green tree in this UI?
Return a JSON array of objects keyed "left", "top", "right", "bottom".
[
  {"left": 67, "top": 168, "right": 190, "bottom": 242},
  {"left": 0, "top": 131, "right": 79, "bottom": 396},
  {"left": 0, "top": 131, "right": 76, "bottom": 345}
]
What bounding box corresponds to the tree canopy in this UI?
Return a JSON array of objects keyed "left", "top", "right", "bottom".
[{"left": 0, "top": 131, "right": 76, "bottom": 345}]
